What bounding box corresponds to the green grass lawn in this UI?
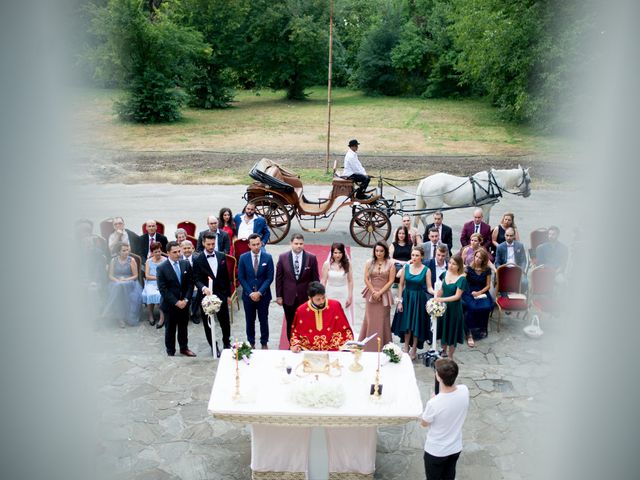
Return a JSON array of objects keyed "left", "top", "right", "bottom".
[{"left": 72, "top": 87, "right": 570, "bottom": 157}]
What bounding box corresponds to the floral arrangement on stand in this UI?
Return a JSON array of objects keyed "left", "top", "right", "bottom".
[
  {"left": 201, "top": 294, "right": 222, "bottom": 315},
  {"left": 382, "top": 343, "right": 403, "bottom": 364},
  {"left": 426, "top": 298, "right": 447, "bottom": 317},
  {"left": 233, "top": 340, "right": 253, "bottom": 364}
]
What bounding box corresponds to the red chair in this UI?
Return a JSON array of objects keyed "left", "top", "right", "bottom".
[
  {"left": 141, "top": 221, "right": 165, "bottom": 235},
  {"left": 529, "top": 265, "right": 557, "bottom": 320},
  {"left": 186, "top": 235, "right": 197, "bottom": 249},
  {"left": 225, "top": 254, "right": 240, "bottom": 323},
  {"left": 233, "top": 239, "right": 250, "bottom": 263},
  {"left": 494, "top": 264, "right": 528, "bottom": 332},
  {"left": 528, "top": 228, "right": 549, "bottom": 268},
  {"left": 100, "top": 218, "right": 114, "bottom": 241},
  {"left": 177, "top": 221, "right": 197, "bottom": 237}
]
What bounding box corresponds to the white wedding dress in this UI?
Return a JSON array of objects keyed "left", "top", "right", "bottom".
[{"left": 325, "top": 268, "right": 353, "bottom": 323}]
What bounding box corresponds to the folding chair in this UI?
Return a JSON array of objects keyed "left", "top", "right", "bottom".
[
  {"left": 225, "top": 254, "right": 240, "bottom": 323},
  {"left": 177, "top": 220, "right": 197, "bottom": 237},
  {"left": 494, "top": 264, "right": 528, "bottom": 332}
]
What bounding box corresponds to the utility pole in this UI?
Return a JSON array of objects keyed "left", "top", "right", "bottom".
[{"left": 325, "top": 0, "right": 334, "bottom": 173}]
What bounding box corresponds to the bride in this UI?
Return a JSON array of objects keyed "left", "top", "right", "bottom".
[{"left": 321, "top": 242, "right": 354, "bottom": 323}]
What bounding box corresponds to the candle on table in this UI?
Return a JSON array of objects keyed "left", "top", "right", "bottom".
[{"left": 377, "top": 337, "right": 381, "bottom": 370}]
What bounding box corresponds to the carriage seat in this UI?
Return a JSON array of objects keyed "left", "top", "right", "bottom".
[
  {"left": 332, "top": 177, "right": 354, "bottom": 197},
  {"left": 266, "top": 165, "right": 303, "bottom": 199}
]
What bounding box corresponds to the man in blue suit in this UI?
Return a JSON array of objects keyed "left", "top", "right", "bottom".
[
  {"left": 234, "top": 202, "right": 270, "bottom": 245},
  {"left": 495, "top": 227, "right": 528, "bottom": 292},
  {"left": 237, "top": 233, "right": 274, "bottom": 349}
]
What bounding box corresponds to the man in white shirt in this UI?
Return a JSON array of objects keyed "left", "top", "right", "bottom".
[
  {"left": 420, "top": 358, "right": 469, "bottom": 480},
  {"left": 343, "top": 139, "right": 371, "bottom": 200}
]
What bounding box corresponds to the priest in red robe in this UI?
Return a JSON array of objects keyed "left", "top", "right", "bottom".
[{"left": 290, "top": 281, "right": 354, "bottom": 352}]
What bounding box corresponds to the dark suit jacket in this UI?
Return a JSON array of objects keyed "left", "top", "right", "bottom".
[
  {"left": 138, "top": 233, "right": 168, "bottom": 259},
  {"left": 275, "top": 251, "right": 320, "bottom": 306},
  {"left": 424, "top": 223, "right": 453, "bottom": 254},
  {"left": 495, "top": 241, "right": 527, "bottom": 270},
  {"left": 196, "top": 229, "right": 231, "bottom": 254},
  {"left": 192, "top": 250, "right": 231, "bottom": 303},
  {"left": 460, "top": 221, "right": 492, "bottom": 250},
  {"left": 425, "top": 258, "right": 448, "bottom": 291},
  {"left": 237, "top": 251, "right": 274, "bottom": 300},
  {"left": 156, "top": 259, "right": 194, "bottom": 311},
  {"left": 233, "top": 213, "right": 270, "bottom": 244}
]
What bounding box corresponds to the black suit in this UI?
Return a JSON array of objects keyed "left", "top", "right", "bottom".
[
  {"left": 196, "top": 229, "right": 231, "bottom": 254},
  {"left": 138, "top": 233, "right": 168, "bottom": 261},
  {"left": 193, "top": 249, "right": 232, "bottom": 349},
  {"left": 157, "top": 259, "right": 194, "bottom": 355},
  {"left": 424, "top": 223, "right": 453, "bottom": 255}
]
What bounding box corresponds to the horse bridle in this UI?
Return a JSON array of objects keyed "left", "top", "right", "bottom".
[{"left": 516, "top": 167, "right": 531, "bottom": 196}]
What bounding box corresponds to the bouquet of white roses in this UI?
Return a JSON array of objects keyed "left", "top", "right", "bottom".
[
  {"left": 201, "top": 294, "right": 222, "bottom": 316},
  {"left": 426, "top": 298, "right": 446, "bottom": 317},
  {"left": 382, "top": 343, "right": 403, "bottom": 363}
]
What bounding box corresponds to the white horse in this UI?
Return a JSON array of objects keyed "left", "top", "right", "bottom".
[{"left": 414, "top": 166, "right": 531, "bottom": 227}]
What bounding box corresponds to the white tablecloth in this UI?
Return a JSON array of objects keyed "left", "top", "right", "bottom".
[{"left": 208, "top": 350, "right": 423, "bottom": 478}]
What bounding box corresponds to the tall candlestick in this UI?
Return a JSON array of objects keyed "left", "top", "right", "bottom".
[{"left": 235, "top": 337, "right": 239, "bottom": 369}]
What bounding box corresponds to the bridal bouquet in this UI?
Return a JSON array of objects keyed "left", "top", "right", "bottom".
[
  {"left": 426, "top": 298, "right": 446, "bottom": 317},
  {"left": 382, "top": 343, "right": 402, "bottom": 363},
  {"left": 201, "top": 294, "right": 222, "bottom": 315}
]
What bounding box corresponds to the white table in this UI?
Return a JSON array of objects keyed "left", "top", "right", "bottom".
[{"left": 208, "top": 350, "right": 423, "bottom": 480}]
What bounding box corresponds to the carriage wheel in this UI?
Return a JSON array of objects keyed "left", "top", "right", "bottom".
[
  {"left": 349, "top": 208, "right": 391, "bottom": 247},
  {"left": 252, "top": 196, "right": 291, "bottom": 244}
]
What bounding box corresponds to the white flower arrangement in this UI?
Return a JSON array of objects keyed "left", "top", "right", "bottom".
[
  {"left": 201, "top": 294, "right": 222, "bottom": 315},
  {"left": 426, "top": 298, "right": 447, "bottom": 317},
  {"left": 291, "top": 382, "right": 346, "bottom": 409},
  {"left": 382, "top": 343, "right": 403, "bottom": 363}
]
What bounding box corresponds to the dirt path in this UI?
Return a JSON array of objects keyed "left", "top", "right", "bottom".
[{"left": 74, "top": 148, "right": 572, "bottom": 186}]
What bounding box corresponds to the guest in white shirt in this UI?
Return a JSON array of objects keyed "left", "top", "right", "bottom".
[
  {"left": 420, "top": 358, "right": 469, "bottom": 480},
  {"left": 343, "top": 139, "right": 371, "bottom": 200},
  {"left": 426, "top": 245, "right": 449, "bottom": 299}
]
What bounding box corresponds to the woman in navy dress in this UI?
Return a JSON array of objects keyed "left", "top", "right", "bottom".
[{"left": 462, "top": 249, "right": 494, "bottom": 345}]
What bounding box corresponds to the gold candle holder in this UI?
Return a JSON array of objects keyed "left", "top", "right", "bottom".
[{"left": 349, "top": 347, "right": 364, "bottom": 372}]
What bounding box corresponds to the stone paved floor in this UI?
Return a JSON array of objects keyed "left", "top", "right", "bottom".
[{"left": 85, "top": 184, "right": 569, "bottom": 480}]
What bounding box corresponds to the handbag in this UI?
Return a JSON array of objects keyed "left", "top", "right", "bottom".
[{"left": 523, "top": 315, "right": 544, "bottom": 338}]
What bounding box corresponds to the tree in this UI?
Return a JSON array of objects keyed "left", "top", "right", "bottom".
[
  {"left": 90, "top": 0, "right": 209, "bottom": 122},
  {"left": 241, "top": 0, "right": 329, "bottom": 100}
]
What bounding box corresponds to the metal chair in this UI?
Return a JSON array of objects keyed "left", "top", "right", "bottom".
[{"left": 494, "top": 264, "right": 528, "bottom": 332}]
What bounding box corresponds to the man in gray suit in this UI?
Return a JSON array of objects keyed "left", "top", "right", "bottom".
[
  {"left": 421, "top": 227, "right": 447, "bottom": 263},
  {"left": 495, "top": 227, "right": 528, "bottom": 292}
]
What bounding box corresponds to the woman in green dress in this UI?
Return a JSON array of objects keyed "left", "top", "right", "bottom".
[
  {"left": 435, "top": 254, "right": 467, "bottom": 361},
  {"left": 392, "top": 246, "right": 428, "bottom": 360}
]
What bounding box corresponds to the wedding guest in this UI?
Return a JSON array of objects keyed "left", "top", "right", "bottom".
[
  {"left": 77, "top": 222, "right": 108, "bottom": 317},
  {"left": 535, "top": 226, "right": 569, "bottom": 277},
  {"left": 290, "top": 282, "right": 354, "bottom": 352},
  {"left": 460, "top": 233, "right": 493, "bottom": 266},
  {"left": 462, "top": 249, "right": 494, "bottom": 344},
  {"left": 422, "top": 227, "right": 446, "bottom": 263},
  {"left": 108, "top": 217, "right": 139, "bottom": 254},
  {"left": 234, "top": 202, "right": 270, "bottom": 258},
  {"left": 495, "top": 227, "right": 528, "bottom": 293},
  {"left": 174, "top": 228, "right": 187, "bottom": 244},
  {"left": 180, "top": 239, "right": 200, "bottom": 324},
  {"left": 196, "top": 216, "right": 231, "bottom": 254},
  {"left": 389, "top": 226, "right": 412, "bottom": 280},
  {"left": 138, "top": 219, "right": 168, "bottom": 262},
  {"left": 402, "top": 214, "right": 423, "bottom": 246},
  {"left": 157, "top": 241, "right": 196, "bottom": 357},
  {"left": 491, "top": 212, "right": 520, "bottom": 252},
  {"left": 459, "top": 208, "right": 491, "bottom": 250},
  {"left": 426, "top": 245, "right": 450, "bottom": 300},
  {"left": 142, "top": 242, "right": 167, "bottom": 328},
  {"left": 275, "top": 234, "right": 320, "bottom": 341},
  {"left": 103, "top": 242, "right": 142, "bottom": 328},
  {"left": 321, "top": 242, "right": 354, "bottom": 324},
  {"left": 420, "top": 358, "right": 469, "bottom": 480},
  {"left": 392, "top": 246, "right": 429, "bottom": 360},
  {"left": 238, "top": 234, "right": 274, "bottom": 349},
  {"left": 423, "top": 211, "right": 453, "bottom": 255},
  {"left": 435, "top": 255, "right": 467, "bottom": 361},
  {"left": 219, "top": 207, "right": 237, "bottom": 256},
  {"left": 359, "top": 241, "right": 395, "bottom": 352}
]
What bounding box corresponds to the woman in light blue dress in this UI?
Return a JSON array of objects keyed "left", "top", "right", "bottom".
[
  {"left": 142, "top": 242, "right": 167, "bottom": 327},
  {"left": 103, "top": 242, "right": 142, "bottom": 327}
]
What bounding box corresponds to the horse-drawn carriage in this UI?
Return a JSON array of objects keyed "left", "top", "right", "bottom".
[
  {"left": 244, "top": 158, "right": 532, "bottom": 248},
  {"left": 244, "top": 159, "right": 394, "bottom": 247}
]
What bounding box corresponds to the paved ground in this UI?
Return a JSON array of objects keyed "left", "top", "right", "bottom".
[{"left": 83, "top": 184, "right": 571, "bottom": 480}]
